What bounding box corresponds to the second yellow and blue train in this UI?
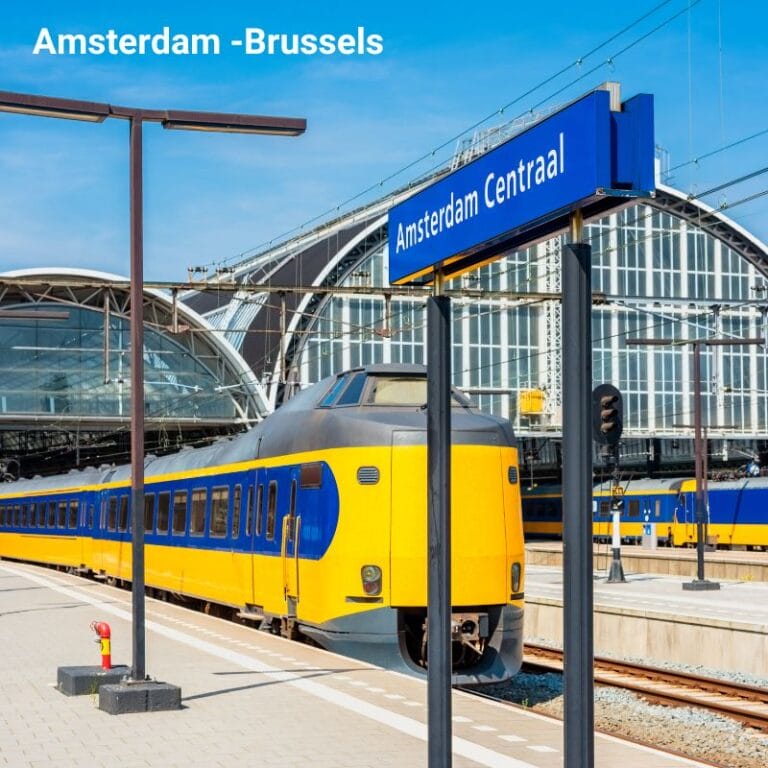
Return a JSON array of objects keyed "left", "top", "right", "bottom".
[{"left": 523, "top": 475, "right": 768, "bottom": 549}]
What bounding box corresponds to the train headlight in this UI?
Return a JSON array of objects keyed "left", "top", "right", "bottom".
[
  {"left": 511, "top": 561, "right": 522, "bottom": 593},
  {"left": 361, "top": 564, "right": 382, "bottom": 596}
]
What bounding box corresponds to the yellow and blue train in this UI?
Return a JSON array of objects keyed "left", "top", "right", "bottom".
[
  {"left": 522, "top": 476, "right": 768, "bottom": 550},
  {"left": 0, "top": 364, "right": 525, "bottom": 683}
]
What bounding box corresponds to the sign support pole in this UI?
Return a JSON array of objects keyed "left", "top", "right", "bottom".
[
  {"left": 427, "top": 269, "right": 452, "bottom": 768},
  {"left": 561, "top": 211, "right": 594, "bottom": 768}
]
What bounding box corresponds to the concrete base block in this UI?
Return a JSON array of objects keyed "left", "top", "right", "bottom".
[
  {"left": 99, "top": 680, "right": 182, "bottom": 715},
  {"left": 57, "top": 665, "right": 130, "bottom": 696},
  {"left": 682, "top": 579, "right": 721, "bottom": 591}
]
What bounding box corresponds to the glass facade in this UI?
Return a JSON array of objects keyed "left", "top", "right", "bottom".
[
  {"left": 0, "top": 303, "right": 238, "bottom": 420},
  {"left": 294, "top": 202, "right": 768, "bottom": 442}
]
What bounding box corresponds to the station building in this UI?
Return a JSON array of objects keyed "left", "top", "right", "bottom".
[{"left": 0, "top": 269, "right": 267, "bottom": 478}]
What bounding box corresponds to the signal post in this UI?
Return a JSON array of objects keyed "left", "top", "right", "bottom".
[{"left": 592, "top": 384, "right": 625, "bottom": 583}]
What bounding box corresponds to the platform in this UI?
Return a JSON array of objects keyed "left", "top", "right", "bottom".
[
  {"left": 525, "top": 563, "right": 768, "bottom": 678},
  {"left": 526, "top": 541, "right": 768, "bottom": 582},
  {"left": 0, "top": 559, "right": 716, "bottom": 768}
]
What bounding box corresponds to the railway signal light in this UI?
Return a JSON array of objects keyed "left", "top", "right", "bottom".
[{"left": 592, "top": 384, "right": 623, "bottom": 445}]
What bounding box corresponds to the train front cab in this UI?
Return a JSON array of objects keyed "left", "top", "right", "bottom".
[{"left": 298, "top": 435, "right": 525, "bottom": 684}]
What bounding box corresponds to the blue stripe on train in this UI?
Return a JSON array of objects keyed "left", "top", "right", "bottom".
[{"left": 0, "top": 461, "right": 340, "bottom": 560}]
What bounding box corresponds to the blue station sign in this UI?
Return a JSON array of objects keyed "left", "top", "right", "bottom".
[{"left": 388, "top": 88, "right": 654, "bottom": 284}]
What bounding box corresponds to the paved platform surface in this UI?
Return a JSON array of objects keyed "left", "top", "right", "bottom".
[{"left": 0, "top": 559, "right": 715, "bottom": 768}]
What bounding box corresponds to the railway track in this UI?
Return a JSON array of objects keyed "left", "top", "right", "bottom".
[{"left": 523, "top": 643, "right": 768, "bottom": 732}]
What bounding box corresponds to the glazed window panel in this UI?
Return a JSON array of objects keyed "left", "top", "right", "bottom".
[
  {"left": 118, "top": 495, "right": 129, "bottom": 532},
  {"left": 68, "top": 500, "right": 78, "bottom": 529},
  {"left": 144, "top": 493, "right": 155, "bottom": 533},
  {"left": 156, "top": 491, "right": 170, "bottom": 534},
  {"left": 172, "top": 490, "right": 188, "bottom": 535},
  {"left": 209, "top": 486, "right": 228, "bottom": 538},
  {"left": 48, "top": 501, "right": 57, "bottom": 528},
  {"left": 266, "top": 481, "right": 277, "bottom": 541},
  {"left": 190, "top": 488, "right": 206, "bottom": 536},
  {"left": 57, "top": 500, "right": 67, "bottom": 528},
  {"left": 232, "top": 484, "right": 242, "bottom": 538},
  {"left": 255, "top": 484, "right": 264, "bottom": 537}
]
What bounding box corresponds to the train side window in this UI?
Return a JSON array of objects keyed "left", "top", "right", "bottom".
[
  {"left": 144, "top": 493, "right": 155, "bottom": 533},
  {"left": 655, "top": 499, "right": 661, "bottom": 518},
  {"left": 209, "top": 486, "right": 228, "bottom": 538},
  {"left": 245, "top": 486, "right": 254, "bottom": 537},
  {"left": 48, "top": 501, "right": 56, "bottom": 528},
  {"left": 38, "top": 503, "right": 46, "bottom": 527},
  {"left": 232, "top": 484, "right": 242, "bottom": 539},
  {"left": 57, "top": 500, "right": 67, "bottom": 528},
  {"left": 628, "top": 500, "right": 640, "bottom": 518},
  {"left": 0, "top": 504, "right": 5, "bottom": 527},
  {"left": 88, "top": 504, "right": 95, "bottom": 529},
  {"left": 172, "top": 490, "right": 188, "bottom": 535},
  {"left": 598, "top": 501, "right": 611, "bottom": 518},
  {"left": 29, "top": 503, "right": 38, "bottom": 528},
  {"left": 266, "top": 481, "right": 277, "bottom": 541},
  {"left": 107, "top": 497, "right": 118, "bottom": 531},
  {"left": 20, "top": 504, "right": 28, "bottom": 527},
  {"left": 157, "top": 492, "right": 170, "bottom": 534},
  {"left": 118, "top": 496, "right": 129, "bottom": 532},
  {"left": 255, "top": 484, "right": 264, "bottom": 536},
  {"left": 68, "top": 500, "right": 78, "bottom": 529},
  {"left": 190, "top": 488, "right": 206, "bottom": 536}
]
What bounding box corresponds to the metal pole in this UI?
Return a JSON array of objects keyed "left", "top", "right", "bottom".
[
  {"left": 694, "top": 342, "right": 704, "bottom": 580},
  {"left": 427, "top": 270, "right": 452, "bottom": 768},
  {"left": 562, "top": 211, "right": 594, "bottom": 768},
  {"left": 129, "top": 113, "right": 147, "bottom": 681},
  {"left": 683, "top": 343, "right": 719, "bottom": 590}
]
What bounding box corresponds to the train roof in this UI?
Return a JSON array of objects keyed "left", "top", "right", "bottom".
[{"left": 683, "top": 475, "right": 768, "bottom": 491}]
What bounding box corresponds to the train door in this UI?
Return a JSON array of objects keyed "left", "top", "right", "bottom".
[
  {"left": 281, "top": 478, "right": 300, "bottom": 615},
  {"left": 79, "top": 492, "right": 95, "bottom": 571},
  {"left": 248, "top": 477, "right": 263, "bottom": 605}
]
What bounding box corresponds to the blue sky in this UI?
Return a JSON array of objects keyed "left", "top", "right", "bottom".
[{"left": 1, "top": 0, "right": 766, "bottom": 281}]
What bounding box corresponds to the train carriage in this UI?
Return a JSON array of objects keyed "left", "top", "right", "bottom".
[
  {"left": 0, "top": 364, "right": 525, "bottom": 684},
  {"left": 522, "top": 475, "right": 768, "bottom": 550}
]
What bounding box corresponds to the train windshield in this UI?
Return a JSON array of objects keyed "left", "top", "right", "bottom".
[
  {"left": 319, "top": 372, "right": 471, "bottom": 408},
  {"left": 367, "top": 376, "right": 471, "bottom": 408}
]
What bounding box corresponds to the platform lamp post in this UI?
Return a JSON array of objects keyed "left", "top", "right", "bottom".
[
  {"left": 0, "top": 90, "right": 306, "bottom": 704},
  {"left": 626, "top": 337, "right": 762, "bottom": 591}
]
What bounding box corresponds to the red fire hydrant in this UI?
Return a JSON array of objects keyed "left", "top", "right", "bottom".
[{"left": 91, "top": 621, "right": 112, "bottom": 670}]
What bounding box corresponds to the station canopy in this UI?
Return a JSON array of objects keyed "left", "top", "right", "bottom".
[{"left": 0, "top": 268, "right": 268, "bottom": 478}]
